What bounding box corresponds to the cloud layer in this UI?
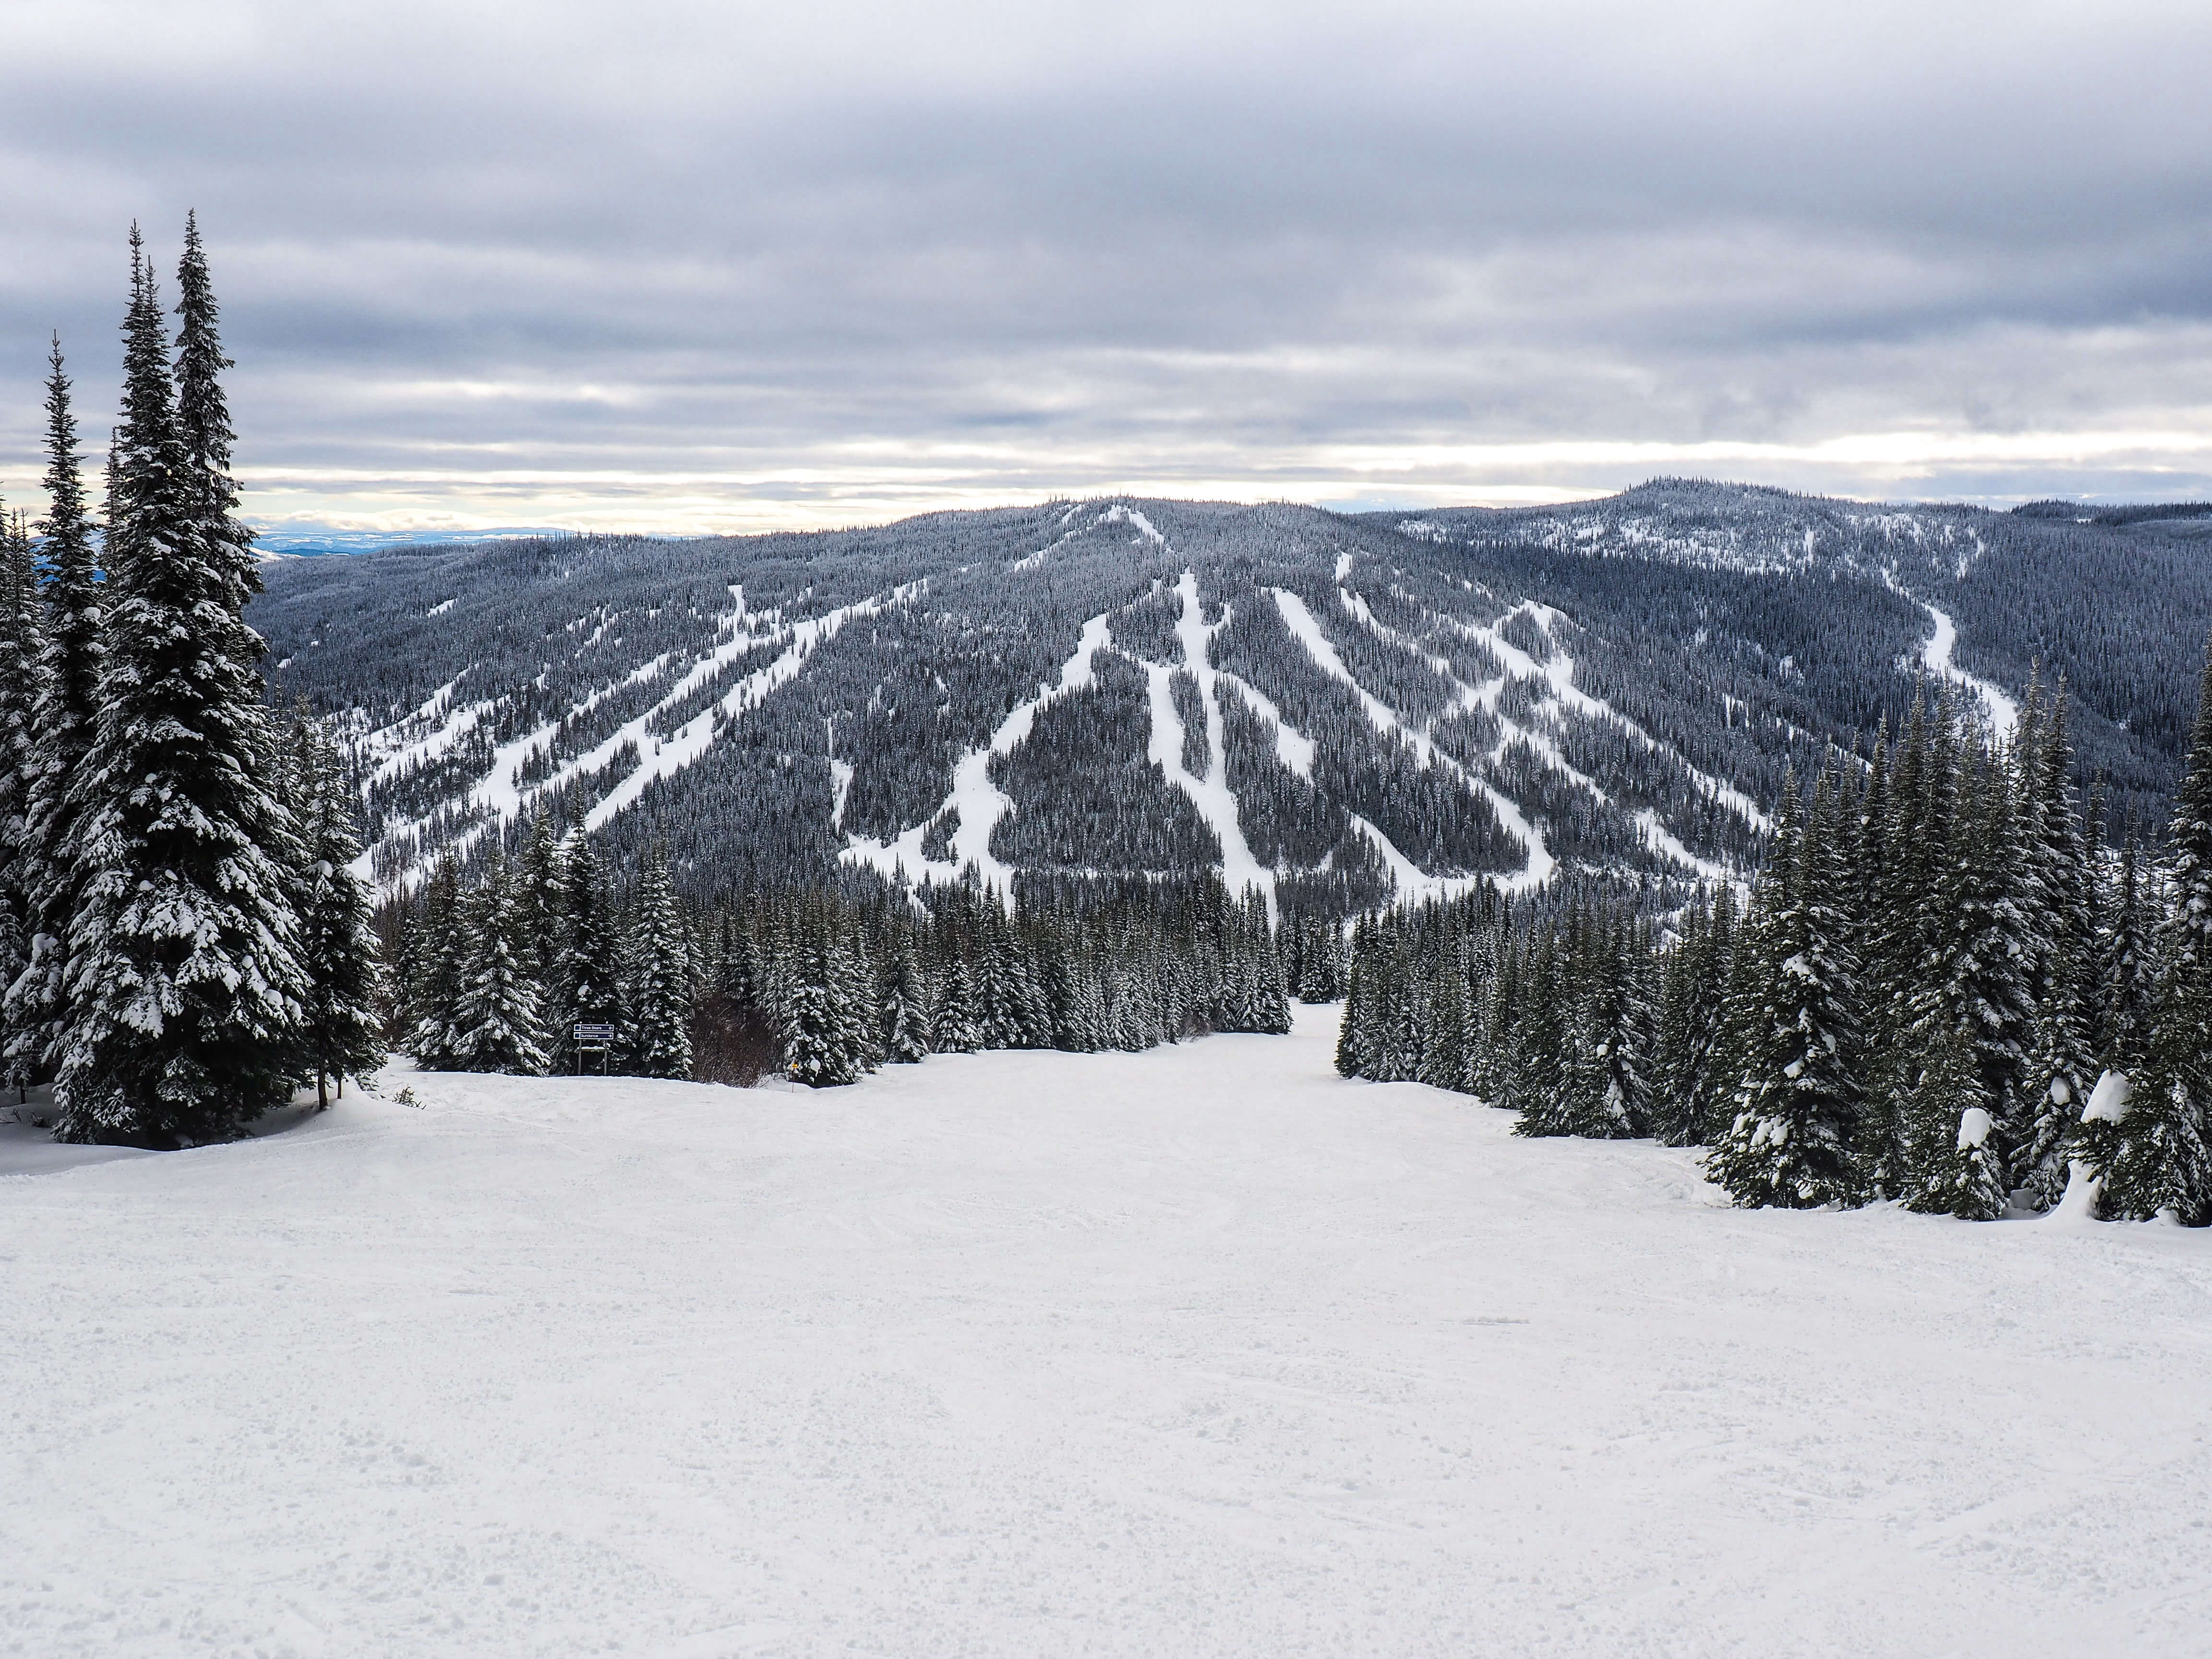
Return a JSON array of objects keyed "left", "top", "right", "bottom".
[{"left": 4, "top": 0, "right": 2210, "bottom": 533}]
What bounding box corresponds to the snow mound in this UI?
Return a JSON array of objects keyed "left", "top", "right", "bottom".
[{"left": 2084, "top": 1069, "right": 2132, "bottom": 1123}]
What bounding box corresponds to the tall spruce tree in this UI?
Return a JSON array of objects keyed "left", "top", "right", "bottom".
[
  {"left": 1705, "top": 773, "right": 1863, "bottom": 1208},
  {"left": 7, "top": 337, "right": 105, "bottom": 1082},
  {"left": 2097, "top": 826, "right": 2160, "bottom": 1071},
  {"left": 0, "top": 507, "right": 43, "bottom": 1087},
  {"left": 56, "top": 228, "right": 309, "bottom": 1146},
  {"left": 2014, "top": 686, "right": 2103, "bottom": 1207},
  {"left": 2104, "top": 633, "right": 2212, "bottom": 1224},
  {"left": 295, "top": 721, "right": 384, "bottom": 1106},
  {"left": 881, "top": 932, "right": 933, "bottom": 1063},
  {"left": 625, "top": 842, "right": 694, "bottom": 1079},
  {"left": 1896, "top": 1015, "right": 2008, "bottom": 1220},
  {"left": 556, "top": 831, "right": 627, "bottom": 1070},
  {"left": 407, "top": 858, "right": 467, "bottom": 1067},
  {"left": 448, "top": 861, "right": 548, "bottom": 1076}
]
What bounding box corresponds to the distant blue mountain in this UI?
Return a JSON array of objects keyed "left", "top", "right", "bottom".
[{"left": 251, "top": 526, "right": 574, "bottom": 557}]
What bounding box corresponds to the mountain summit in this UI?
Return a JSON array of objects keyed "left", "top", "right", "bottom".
[{"left": 254, "top": 482, "right": 2212, "bottom": 908}]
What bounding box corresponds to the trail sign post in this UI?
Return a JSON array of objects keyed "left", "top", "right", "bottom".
[{"left": 573, "top": 1022, "right": 616, "bottom": 1075}]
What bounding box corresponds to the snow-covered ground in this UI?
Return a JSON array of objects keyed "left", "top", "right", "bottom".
[{"left": 4, "top": 1009, "right": 2208, "bottom": 1658}]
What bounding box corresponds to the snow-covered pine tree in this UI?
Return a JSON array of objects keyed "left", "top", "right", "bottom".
[
  {"left": 2103, "top": 632, "right": 2212, "bottom": 1224},
  {"left": 556, "top": 831, "right": 627, "bottom": 1070},
  {"left": 1650, "top": 896, "right": 1707, "bottom": 1144},
  {"left": 1896, "top": 1013, "right": 2007, "bottom": 1220},
  {"left": 1553, "top": 914, "right": 1652, "bottom": 1138},
  {"left": 1939, "top": 735, "right": 2037, "bottom": 1168},
  {"left": 7, "top": 337, "right": 104, "bottom": 1083},
  {"left": 1506, "top": 926, "right": 1573, "bottom": 1132},
  {"left": 973, "top": 903, "right": 1025, "bottom": 1049},
  {"left": 1654, "top": 889, "right": 1737, "bottom": 1145},
  {"left": 407, "top": 858, "right": 467, "bottom": 1066},
  {"left": 0, "top": 505, "right": 43, "bottom": 1083},
  {"left": 1335, "top": 917, "right": 1372, "bottom": 1076},
  {"left": 624, "top": 842, "right": 694, "bottom": 1080},
  {"left": 514, "top": 808, "right": 568, "bottom": 997},
  {"left": 1705, "top": 771, "right": 1863, "bottom": 1208},
  {"left": 777, "top": 903, "right": 875, "bottom": 1086},
  {"left": 1243, "top": 889, "right": 1292, "bottom": 1034},
  {"left": 931, "top": 934, "right": 981, "bottom": 1053},
  {"left": 1418, "top": 930, "right": 1471, "bottom": 1094},
  {"left": 1467, "top": 922, "right": 1519, "bottom": 1102},
  {"left": 1859, "top": 693, "right": 1964, "bottom": 1197},
  {"left": 1365, "top": 918, "right": 1418, "bottom": 1082},
  {"left": 838, "top": 919, "right": 883, "bottom": 1069},
  {"left": 448, "top": 862, "right": 548, "bottom": 1076},
  {"left": 295, "top": 720, "right": 383, "bottom": 1106},
  {"left": 56, "top": 228, "right": 309, "bottom": 1147},
  {"left": 2065, "top": 1069, "right": 2132, "bottom": 1215},
  {"left": 2098, "top": 826, "right": 2160, "bottom": 1070},
  {"left": 881, "top": 932, "right": 932, "bottom": 1063},
  {"left": 2014, "top": 685, "right": 2103, "bottom": 1208}
]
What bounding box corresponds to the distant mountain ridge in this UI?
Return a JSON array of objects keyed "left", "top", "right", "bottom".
[{"left": 252, "top": 481, "right": 2212, "bottom": 912}]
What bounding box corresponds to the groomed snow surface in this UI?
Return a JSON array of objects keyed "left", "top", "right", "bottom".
[{"left": 5, "top": 1009, "right": 2209, "bottom": 1658}]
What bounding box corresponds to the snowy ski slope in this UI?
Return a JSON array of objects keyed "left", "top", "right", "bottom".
[{"left": 5, "top": 1010, "right": 2208, "bottom": 1658}]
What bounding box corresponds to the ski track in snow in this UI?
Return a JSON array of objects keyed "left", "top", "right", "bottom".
[
  {"left": 360, "top": 673, "right": 478, "bottom": 790},
  {"left": 1919, "top": 599, "right": 2021, "bottom": 739},
  {"left": 1410, "top": 592, "right": 1771, "bottom": 836},
  {"left": 355, "top": 582, "right": 920, "bottom": 891},
  {"left": 843, "top": 552, "right": 1277, "bottom": 917},
  {"left": 1271, "top": 588, "right": 1548, "bottom": 898},
  {"left": 1875, "top": 568, "right": 2020, "bottom": 740},
  {"left": 842, "top": 613, "right": 1115, "bottom": 895},
  {"left": 8, "top": 1009, "right": 2210, "bottom": 1659},
  {"left": 1320, "top": 584, "right": 1756, "bottom": 886},
  {"left": 582, "top": 586, "right": 917, "bottom": 834},
  {"left": 1145, "top": 571, "right": 1276, "bottom": 918}
]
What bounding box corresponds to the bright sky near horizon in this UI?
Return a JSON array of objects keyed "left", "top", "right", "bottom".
[{"left": 4, "top": 0, "right": 2211, "bottom": 538}]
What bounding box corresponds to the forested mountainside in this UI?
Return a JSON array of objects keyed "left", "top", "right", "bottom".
[{"left": 254, "top": 481, "right": 2212, "bottom": 913}]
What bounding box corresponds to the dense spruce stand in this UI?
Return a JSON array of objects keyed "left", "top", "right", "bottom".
[
  {"left": 0, "top": 223, "right": 382, "bottom": 1147},
  {"left": 393, "top": 842, "right": 1300, "bottom": 1088},
  {"left": 1338, "top": 656, "right": 2212, "bottom": 1223}
]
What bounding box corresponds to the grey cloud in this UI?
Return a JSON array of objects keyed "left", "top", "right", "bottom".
[{"left": 3, "top": 1, "right": 2210, "bottom": 529}]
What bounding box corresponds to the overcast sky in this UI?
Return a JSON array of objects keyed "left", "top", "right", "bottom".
[{"left": 4, "top": 0, "right": 2210, "bottom": 537}]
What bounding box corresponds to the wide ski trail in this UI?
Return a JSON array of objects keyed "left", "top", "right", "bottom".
[{"left": 4, "top": 1011, "right": 2206, "bottom": 1658}]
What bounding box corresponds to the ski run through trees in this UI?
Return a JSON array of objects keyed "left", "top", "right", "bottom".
[
  {"left": 3, "top": 227, "right": 2208, "bottom": 1241},
  {"left": 1338, "top": 655, "right": 2212, "bottom": 1224}
]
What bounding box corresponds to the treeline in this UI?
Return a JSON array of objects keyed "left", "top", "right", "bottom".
[
  {"left": 394, "top": 829, "right": 1352, "bottom": 1085},
  {"left": 0, "top": 221, "right": 383, "bottom": 1148},
  {"left": 1339, "top": 653, "right": 2212, "bottom": 1224}
]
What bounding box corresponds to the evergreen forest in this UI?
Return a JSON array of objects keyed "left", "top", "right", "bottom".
[
  {"left": 5, "top": 225, "right": 2206, "bottom": 1236},
  {"left": 1336, "top": 662, "right": 2212, "bottom": 1224},
  {"left": 0, "top": 221, "right": 382, "bottom": 1147}
]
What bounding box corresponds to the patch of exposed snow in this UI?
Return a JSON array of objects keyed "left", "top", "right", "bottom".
[
  {"left": 1272, "top": 589, "right": 1542, "bottom": 895},
  {"left": 1100, "top": 503, "right": 1166, "bottom": 546},
  {"left": 843, "top": 613, "right": 1115, "bottom": 896},
  {"left": 1917, "top": 599, "right": 2020, "bottom": 739},
  {"left": 1144, "top": 572, "right": 1274, "bottom": 917},
  {"left": 2084, "top": 1070, "right": 2132, "bottom": 1124},
  {"left": 584, "top": 589, "right": 914, "bottom": 834},
  {"left": 8, "top": 1009, "right": 2209, "bottom": 1658}
]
